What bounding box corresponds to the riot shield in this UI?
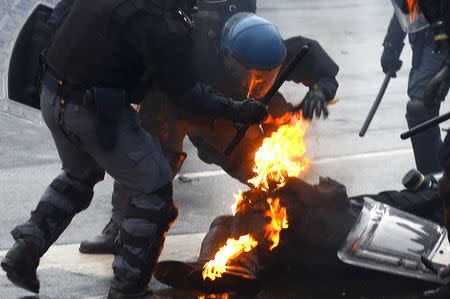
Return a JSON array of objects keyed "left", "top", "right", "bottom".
[
  {"left": 8, "top": 3, "right": 54, "bottom": 110},
  {"left": 339, "top": 197, "right": 450, "bottom": 284}
]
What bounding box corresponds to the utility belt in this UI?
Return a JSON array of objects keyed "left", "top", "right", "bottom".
[{"left": 42, "top": 70, "right": 129, "bottom": 151}]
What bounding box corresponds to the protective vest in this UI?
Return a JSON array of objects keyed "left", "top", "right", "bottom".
[{"left": 45, "top": 0, "right": 160, "bottom": 89}]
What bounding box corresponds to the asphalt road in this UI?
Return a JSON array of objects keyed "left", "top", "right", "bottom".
[{"left": 0, "top": 0, "right": 449, "bottom": 298}]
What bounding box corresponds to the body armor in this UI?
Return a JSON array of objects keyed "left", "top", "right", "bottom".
[{"left": 45, "top": 0, "right": 147, "bottom": 88}]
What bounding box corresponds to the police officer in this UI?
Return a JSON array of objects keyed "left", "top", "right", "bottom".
[
  {"left": 389, "top": 2, "right": 450, "bottom": 296},
  {"left": 79, "top": 0, "right": 339, "bottom": 255},
  {"left": 381, "top": 0, "right": 448, "bottom": 175},
  {"left": 0, "top": 0, "right": 268, "bottom": 298}
]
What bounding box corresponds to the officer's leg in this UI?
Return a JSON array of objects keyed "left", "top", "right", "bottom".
[
  {"left": 1, "top": 85, "right": 104, "bottom": 293},
  {"left": 406, "top": 47, "right": 446, "bottom": 174},
  {"left": 406, "top": 98, "right": 442, "bottom": 174},
  {"left": 79, "top": 100, "right": 187, "bottom": 255},
  {"left": 78, "top": 149, "right": 186, "bottom": 255},
  {"left": 75, "top": 106, "right": 176, "bottom": 296}
]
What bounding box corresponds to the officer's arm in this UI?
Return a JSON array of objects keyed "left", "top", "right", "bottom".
[
  {"left": 124, "top": 14, "right": 263, "bottom": 122},
  {"left": 283, "top": 36, "right": 339, "bottom": 100},
  {"left": 384, "top": 14, "right": 407, "bottom": 53},
  {"left": 47, "top": 0, "right": 75, "bottom": 26}
]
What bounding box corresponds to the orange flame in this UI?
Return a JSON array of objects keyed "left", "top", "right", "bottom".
[
  {"left": 231, "top": 190, "right": 245, "bottom": 215},
  {"left": 262, "top": 112, "right": 295, "bottom": 126},
  {"left": 248, "top": 113, "right": 310, "bottom": 191},
  {"left": 245, "top": 68, "right": 280, "bottom": 100},
  {"left": 202, "top": 80, "right": 310, "bottom": 281},
  {"left": 202, "top": 108, "right": 309, "bottom": 281},
  {"left": 407, "top": 0, "right": 421, "bottom": 23},
  {"left": 265, "top": 198, "right": 289, "bottom": 250},
  {"left": 202, "top": 235, "right": 258, "bottom": 281}
]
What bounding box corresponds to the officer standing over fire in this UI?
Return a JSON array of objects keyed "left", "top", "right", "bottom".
[
  {"left": 0, "top": 0, "right": 268, "bottom": 298},
  {"left": 78, "top": 0, "right": 340, "bottom": 255},
  {"left": 381, "top": 0, "right": 448, "bottom": 175}
]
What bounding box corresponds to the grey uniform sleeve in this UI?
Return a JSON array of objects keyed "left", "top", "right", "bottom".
[
  {"left": 383, "top": 14, "right": 406, "bottom": 53},
  {"left": 124, "top": 13, "right": 239, "bottom": 120},
  {"left": 283, "top": 36, "right": 339, "bottom": 99},
  {"left": 47, "top": 0, "right": 75, "bottom": 25}
]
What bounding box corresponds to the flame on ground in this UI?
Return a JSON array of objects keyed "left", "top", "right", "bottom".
[{"left": 202, "top": 235, "right": 258, "bottom": 281}]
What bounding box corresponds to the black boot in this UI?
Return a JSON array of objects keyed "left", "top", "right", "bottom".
[
  {"left": 1, "top": 239, "right": 41, "bottom": 294},
  {"left": 79, "top": 219, "right": 119, "bottom": 254}
]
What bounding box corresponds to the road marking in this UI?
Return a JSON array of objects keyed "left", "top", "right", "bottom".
[
  {"left": 176, "top": 148, "right": 413, "bottom": 180},
  {"left": 0, "top": 233, "right": 205, "bottom": 278},
  {"left": 313, "top": 148, "right": 413, "bottom": 165}
]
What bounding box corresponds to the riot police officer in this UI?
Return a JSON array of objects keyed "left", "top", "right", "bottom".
[
  {"left": 390, "top": 1, "right": 450, "bottom": 296},
  {"left": 381, "top": 0, "right": 448, "bottom": 175},
  {"left": 79, "top": 0, "right": 339, "bottom": 255},
  {"left": 0, "top": 0, "right": 267, "bottom": 298}
]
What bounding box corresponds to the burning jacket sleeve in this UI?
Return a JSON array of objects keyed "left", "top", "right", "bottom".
[
  {"left": 283, "top": 36, "right": 339, "bottom": 99},
  {"left": 124, "top": 13, "right": 238, "bottom": 119}
]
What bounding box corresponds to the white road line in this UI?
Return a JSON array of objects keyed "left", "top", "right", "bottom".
[
  {"left": 0, "top": 233, "right": 205, "bottom": 278},
  {"left": 313, "top": 148, "right": 413, "bottom": 165},
  {"left": 176, "top": 148, "right": 413, "bottom": 180}
]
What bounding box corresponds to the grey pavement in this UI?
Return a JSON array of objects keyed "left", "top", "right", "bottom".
[{"left": 0, "top": 0, "right": 449, "bottom": 298}]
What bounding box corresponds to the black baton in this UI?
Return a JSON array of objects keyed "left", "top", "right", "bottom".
[
  {"left": 401, "top": 111, "right": 450, "bottom": 140},
  {"left": 224, "top": 44, "right": 310, "bottom": 155},
  {"left": 359, "top": 72, "right": 394, "bottom": 137}
]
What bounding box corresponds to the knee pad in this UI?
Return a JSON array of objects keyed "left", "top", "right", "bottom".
[
  {"left": 406, "top": 99, "right": 439, "bottom": 124},
  {"left": 115, "top": 184, "right": 177, "bottom": 285},
  {"left": 23, "top": 176, "right": 96, "bottom": 248},
  {"left": 49, "top": 178, "right": 94, "bottom": 212},
  {"left": 123, "top": 184, "right": 178, "bottom": 230}
]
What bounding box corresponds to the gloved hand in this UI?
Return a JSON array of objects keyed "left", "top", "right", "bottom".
[
  {"left": 294, "top": 85, "right": 330, "bottom": 120},
  {"left": 381, "top": 43, "right": 403, "bottom": 78},
  {"left": 232, "top": 99, "right": 268, "bottom": 125},
  {"left": 424, "top": 62, "right": 450, "bottom": 108}
]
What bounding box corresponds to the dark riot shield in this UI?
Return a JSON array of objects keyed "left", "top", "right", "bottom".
[{"left": 8, "top": 4, "right": 54, "bottom": 110}]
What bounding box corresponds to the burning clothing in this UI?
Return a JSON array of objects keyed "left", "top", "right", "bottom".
[{"left": 154, "top": 177, "right": 444, "bottom": 291}]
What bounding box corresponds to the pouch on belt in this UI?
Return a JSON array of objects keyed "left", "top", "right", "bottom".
[{"left": 87, "top": 87, "right": 127, "bottom": 151}]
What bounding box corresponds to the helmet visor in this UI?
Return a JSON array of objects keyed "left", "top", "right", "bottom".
[
  {"left": 392, "top": 0, "right": 429, "bottom": 33},
  {"left": 243, "top": 67, "right": 281, "bottom": 99}
]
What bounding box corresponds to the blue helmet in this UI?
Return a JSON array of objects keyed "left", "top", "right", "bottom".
[{"left": 219, "top": 12, "right": 286, "bottom": 99}]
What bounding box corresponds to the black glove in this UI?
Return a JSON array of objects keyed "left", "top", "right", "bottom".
[
  {"left": 295, "top": 85, "right": 329, "bottom": 120},
  {"left": 232, "top": 99, "right": 268, "bottom": 125},
  {"left": 424, "top": 62, "right": 450, "bottom": 108},
  {"left": 381, "top": 43, "right": 403, "bottom": 78}
]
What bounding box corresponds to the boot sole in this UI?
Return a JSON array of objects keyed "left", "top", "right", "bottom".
[
  {"left": 79, "top": 245, "right": 116, "bottom": 255},
  {"left": 1, "top": 257, "right": 40, "bottom": 294}
]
